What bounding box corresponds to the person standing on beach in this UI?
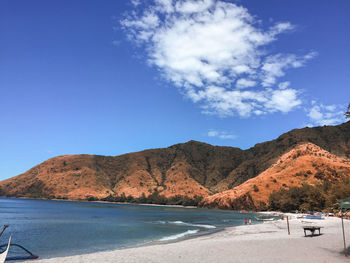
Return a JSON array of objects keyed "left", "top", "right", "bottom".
[{"left": 244, "top": 218, "right": 247, "bottom": 225}]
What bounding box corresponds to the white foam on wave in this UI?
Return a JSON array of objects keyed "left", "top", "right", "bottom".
[
  {"left": 170, "top": 221, "right": 216, "bottom": 229},
  {"left": 159, "top": 229, "right": 199, "bottom": 241}
]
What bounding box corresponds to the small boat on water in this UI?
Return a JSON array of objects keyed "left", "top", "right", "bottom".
[
  {"left": 255, "top": 216, "right": 276, "bottom": 222},
  {"left": 305, "top": 214, "right": 325, "bottom": 220},
  {"left": 0, "top": 225, "right": 39, "bottom": 261},
  {"left": 297, "top": 214, "right": 325, "bottom": 220}
]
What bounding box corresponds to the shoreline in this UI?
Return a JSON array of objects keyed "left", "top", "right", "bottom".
[
  {"left": 29, "top": 219, "right": 228, "bottom": 260},
  {"left": 30, "top": 214, "right": 350, "bottom": 263},
  {"left": 0, "top": 196, "right": 200, "bottom": 209}
]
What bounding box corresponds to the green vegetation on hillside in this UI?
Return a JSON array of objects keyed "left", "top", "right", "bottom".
[
  {"left": 268, "top": 178, "right": 350, "bottom": 212},
  {"left": 95, "top": 191, "right": 203, "bottom": 206},
  {"left": 345, "top": 103, "right": 350, "bottom": 119}
]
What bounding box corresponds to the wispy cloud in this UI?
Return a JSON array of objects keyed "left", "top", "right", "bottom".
[
  {"left": 261, "top": 53, "right": 316, "bottom": 87},
  {"left": 121, "top": 0, "right": 316, "bottom": 117},
  {"left": 306, "top": 101, "right": 345, "bottom": 126},
  {"left": 208, "top": 130, "right": 236, "bottom": 140},
  {"left": 130, "top": 0, "right": 141, "bottom": 7}
]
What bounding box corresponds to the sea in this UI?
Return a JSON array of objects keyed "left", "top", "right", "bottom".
[{"left": 0, "top": 198, "right": 277, "bottom": 259}]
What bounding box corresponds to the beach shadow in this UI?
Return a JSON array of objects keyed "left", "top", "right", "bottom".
[
  {"left": 337, "top": 246, "right": 350, "bottom": 257},
  {"left": 303, "top": 233, "right": 323, "bottom": 238}
]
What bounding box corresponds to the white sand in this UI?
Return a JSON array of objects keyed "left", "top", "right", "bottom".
[{"left": 31, "top": 215, "right": 350, "bottom": 263}]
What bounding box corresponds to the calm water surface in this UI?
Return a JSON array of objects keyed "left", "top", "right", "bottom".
[{"left": 0, "top": 198, "right": 274, "bottom": 259}]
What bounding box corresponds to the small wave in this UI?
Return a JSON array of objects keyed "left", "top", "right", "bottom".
[
  {"left": 159, "top": 229, "right": 199, "bottom": 241},
  {"left": 169, "top": 221, "right": 216, "bottom": 229}
]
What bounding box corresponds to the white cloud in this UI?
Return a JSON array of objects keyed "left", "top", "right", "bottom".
[
  {"left": 269, "top": 22, "right": 294, "bottom": 35},
  {"left": 236, "top": 78, "right": 257, "bottom": 89},
  {"left": 307, "top": 103, "right": 345, "bottom": 126},
  {"left": 175, "top": 0, "right": 213, "bottom": 13},
  {"left": 155, "top": 0, "right": 174, "bottom": 13},
  {"left": 278, "top": 81, "right": 290, "bottom": 89},
  {"left": 208, "top": 130, "right": 236, "bottom": 139},
  {"left": 131, "top": 0, "right": 141, "bottom": 7},
  {"left": 261, "top": 52, "right": 316, "bottom": 87},
  {"left": 265, "top": 89, "right": 301, "bottom": 113},
  {"left": 207, "top": 130, "right": 219, "bottom": 137},
  {"left": 121, "top": 0, "right": 316, "bottom": 117}
]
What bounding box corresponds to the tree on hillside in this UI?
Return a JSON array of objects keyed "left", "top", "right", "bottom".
[
  {"left": 268, "top": 178, "right": 350, "bottom": 212},
  {"left": 346, "top": 103, "right": 350, "bottom": 119}
]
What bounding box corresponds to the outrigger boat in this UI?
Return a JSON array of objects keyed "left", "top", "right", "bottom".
[
  {"left": 255, "top": 216, "right": 275, "bottom": 222},
  {"left": 0, "top": 225, "right": 38, "bottom": 261},
  {"left": 0, "top": 236, "right": 10, "bottom": 263}
]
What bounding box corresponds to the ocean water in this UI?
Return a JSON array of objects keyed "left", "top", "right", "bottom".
[{"left": 0, "top": 198, "right": 275, "bottom": 259}]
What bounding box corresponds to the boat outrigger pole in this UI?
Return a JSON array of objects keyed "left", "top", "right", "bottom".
[
  {"left": 0, "top": 225, "right": 8, "bottom": 238},
  {"left": 0, "top": 225, "right": 39, "bottom": 261}
]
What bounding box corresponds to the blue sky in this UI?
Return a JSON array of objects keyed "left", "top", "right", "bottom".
[{"left": 1, "top": 0, "right": 349, "bottom": 181}]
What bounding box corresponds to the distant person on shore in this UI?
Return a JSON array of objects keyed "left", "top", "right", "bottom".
[{"left": 244, "top": 218, "right": 247, "bottom": 225}]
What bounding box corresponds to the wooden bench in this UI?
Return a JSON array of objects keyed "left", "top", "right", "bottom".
[{"left": 303, "top": 226, "right": 322, "bottom": 236}]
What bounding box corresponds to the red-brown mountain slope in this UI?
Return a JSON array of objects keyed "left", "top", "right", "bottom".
[{"left": 200, "top": 143, "right": 350, "bottom": 210}]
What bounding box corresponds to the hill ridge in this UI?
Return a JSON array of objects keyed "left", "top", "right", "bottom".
[{"left": 1, "top": 121, "right": 349, "bottom": 209}]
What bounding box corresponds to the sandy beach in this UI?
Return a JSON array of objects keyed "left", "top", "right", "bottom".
[{"left": 30, "top": 214, "right": 350, "bottom": 263}]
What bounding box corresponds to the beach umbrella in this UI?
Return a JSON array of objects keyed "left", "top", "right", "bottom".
[{"left": 340, "top": 197, "right": 350, "bottom": 256}]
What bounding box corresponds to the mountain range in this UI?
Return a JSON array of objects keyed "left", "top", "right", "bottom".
[{"left": 1, "top": 121, "right": 349, "bottom": 210}]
